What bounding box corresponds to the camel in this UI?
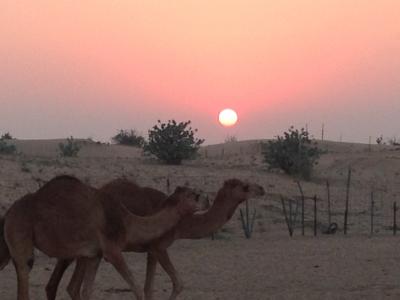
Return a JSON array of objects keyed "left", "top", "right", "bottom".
[
  {"left": 0, "top": 217, "right": 9, "bottom": 270},
  {"left": 45, "top": 178, "right": 265, "bottom": 300},
  {"left": 0, "top": 175, "right": 199, "bottom": 300}
]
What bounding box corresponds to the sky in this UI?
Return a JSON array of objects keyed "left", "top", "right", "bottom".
[{"left": 1, "top": 1, "right": 399, "bottom": 144}]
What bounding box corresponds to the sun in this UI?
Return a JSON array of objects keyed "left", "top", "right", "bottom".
[{"left": 219, "top": 108, "right": 238, "bottom": 127}]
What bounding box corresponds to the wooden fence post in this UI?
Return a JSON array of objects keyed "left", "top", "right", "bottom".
[
  {"left": 166, "top": 177, "right": 170, "bottom": 194},
  {"left": 314, "top": 195, "right": 317, "bottom": 236},
  {"left": 394, "top": 201, "right": 397, "bottom": 236},
  {"left": 326, "top": 180, "right": 331, "bottom": 225},
  {"left": 344, "top": 167, "right": 352, "bottom": 235},
  {"left": 296, "top": 181, "right": 305, "bottom": 236},
  {"left": 281, "top": 197, "right": 293, "bottom": 237},
  {"left": 368, "top": 136, "right": 372, "bottom": 152},
  {"left": 370, "top": 191, "right": 374, "bottom": 236}
]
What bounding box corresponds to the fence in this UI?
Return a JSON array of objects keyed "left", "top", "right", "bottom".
[{"left": 281, "top": 167, "right": 399, "bottom": 237}]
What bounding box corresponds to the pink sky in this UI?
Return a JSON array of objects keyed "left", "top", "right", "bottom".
[{"left": 1, "top": 1, "right": 399, "bottom": 144}]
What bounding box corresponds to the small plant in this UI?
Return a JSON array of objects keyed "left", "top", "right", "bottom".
[
  {"left": 20, "top": 160, "right": 31, "bottom": 173},
  {"left": 388, "top": 137, "right": 400, "bottom": 146},
  {"left": 376, "top": 135, "right": 384, "bottom": 145},
  {"left": 112, "top": 129, "right": 145, "bottom": 147},
  {"left": 263, "top": 126, "right": 321, "bottom": 180},
  {"left": 280, "top": 197, "right": 300, "bottom": 237},
  {"left": 58, "top": 136, "right": 81, "bottom": 157},
  {"left": 239, "top": 199, "right": 256, "bottom": 239},
  {"left": 0, "top": 138, "right": 16, "bottom": 155},
  {"left": 1, "top": 132, "right": 13, "bottom": 140},
  {"left": 144, "top": 120, "right": 204, "bottom": 165}
]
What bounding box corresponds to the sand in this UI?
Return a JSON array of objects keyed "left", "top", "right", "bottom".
[{"left": 1, "top": 138, "right": 400, "bottom": 299}]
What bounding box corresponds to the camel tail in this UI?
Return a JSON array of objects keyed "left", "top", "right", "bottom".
[{"left": 0, "top": 217, "right": 10, "bottom": 270}]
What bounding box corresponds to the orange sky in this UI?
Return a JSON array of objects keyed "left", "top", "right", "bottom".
[{"left": 1, "top": 1, "right": 399, "bottom": 143}]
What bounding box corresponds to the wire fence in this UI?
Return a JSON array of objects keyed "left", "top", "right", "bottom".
[{"left": 279, "top": 172, "right": 400, "bottom": 237}]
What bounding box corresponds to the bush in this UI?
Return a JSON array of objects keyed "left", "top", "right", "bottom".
[
  {"left": 58, "top": 136, "right": 81, "bottom": 157},
  {"left": 224, "top": 135, "right": 238, "bottom": 143},
  {"left": 263, "top": 127, "right": 320, "bottom": 180},
  {"left": 112, "top": 129, "right": 145, "bottom": 147},
  {"left": 388, "top": 137, "right": 400, "bottom": 146},
  {"left": 144, "top": 120, "right": 204, "bottom": 165},
  {"left": 1, "top": 132, "right": 13, "bottom": 140},
  {"left": 0, "top": 139, "right": 16, "bottom": 155}
]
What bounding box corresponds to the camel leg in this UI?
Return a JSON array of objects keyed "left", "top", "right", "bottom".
[
  {"left": 46, "top": 259, "right": 73, "bottom": 300},
  {"left": 6, "top": 232, "right": 34, "bottom": 300},
  {"left": 80, "top": 256, "right": 101, "bottom": 300},
  {"left": 143, "top": 252, "right": 158, "bottom": 300},
  {"left": 13, "top": 258, "right": 32, "bottom": 300},
  {"left": 103, "top": 249, "right": 143, "bottom": 300},
  {"left": 66, "top": 258, "right": 88, "bottom": 300},
  {"left": 155, "top": 250, "right": 183, "bottom": 300},
  {"left": 8, "top": 242, "right": 34, "bottom": 300}
]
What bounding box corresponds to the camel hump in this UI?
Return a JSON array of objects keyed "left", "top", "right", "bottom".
[
  {"left": 37, "top": 175, "right": 83, "bottom": 193},
  {"left": 38, "top": 175, "right": 87, "bottom": 193},
  {"left": 100, "top": 179, "right": 168, "bottom": 216},
  {"left": 223, "top": 178, "right": 244, "bottom": 187},
  {"left": 50, "top": 175, "right": 82, "bottom": 183},
  {"left": 103, "top": 178, "right": 139, "bottom": 188}
]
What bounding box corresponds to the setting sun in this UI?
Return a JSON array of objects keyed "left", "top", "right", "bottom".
[{"left": 219, "top": 109, "right": 238, "bottom": 127}]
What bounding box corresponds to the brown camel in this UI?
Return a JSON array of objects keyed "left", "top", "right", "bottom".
[
  {"left": 0, "top": 217, "right": 9, "bottom": 270},
  {"left": 45, "top": 178, "right": 265, "bottom": 300},
  {"left": 0, "top": 175, "right": 199, "bottom": 300}
]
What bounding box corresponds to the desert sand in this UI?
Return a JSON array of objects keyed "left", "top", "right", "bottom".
[{"left": 1, "top": 138, "right": 400, "bottom": 299}]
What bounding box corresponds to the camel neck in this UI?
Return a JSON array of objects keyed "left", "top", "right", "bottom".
[
  {"left": 124, "top": 205, "right": 182, "bottom": 245},
  {"left": 175, "top": 190, "right": 239, "bottom": 239}
]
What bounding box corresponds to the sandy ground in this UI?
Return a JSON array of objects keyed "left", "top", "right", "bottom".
[{"left": 1, "top": 138, "right": 400, "bottom": 299}]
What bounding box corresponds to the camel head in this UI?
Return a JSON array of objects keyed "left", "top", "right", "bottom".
[
  {"left": 222, "top": 179, "right": 265, "bottom": 204},
  {"left": 168, "top": 186, "right": 200, "bottom": 216}
]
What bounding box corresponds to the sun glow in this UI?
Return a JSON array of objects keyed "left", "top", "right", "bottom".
[{"left": 219, "top": 109, "right": 238, "bottom": 127}]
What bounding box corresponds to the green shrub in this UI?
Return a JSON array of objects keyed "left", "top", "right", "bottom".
[
  {"left": 58, "top": 136, "right": 81, "bottom": 157},
  {"left": 144, "top": 120, "right": 204, "bottom": 165},
  {"left": 112, "top": 129, "right": 145, "bottom": 147},
  {"left": 0, "top": 139, "right": 16, "bottom": 155},
  {"left": 263, "top": 127, "right": 320, "bottom": 180},
  {"left": 1, "top": 132, "right": 13, "bottom": 140}
]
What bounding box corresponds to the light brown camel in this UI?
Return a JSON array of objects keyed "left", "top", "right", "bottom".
[
  {"left": 45, "top": 178, "right": 265, "bottom": 300},
  {"left": 0, "top": 175, "right": 199, "bottom": 300}
]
